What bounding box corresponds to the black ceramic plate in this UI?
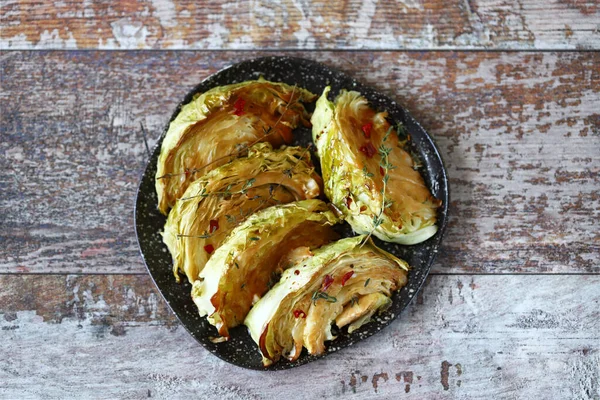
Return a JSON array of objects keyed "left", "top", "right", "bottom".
[{"left": 134, "top": 56, "right": 449, "bottom": 370}]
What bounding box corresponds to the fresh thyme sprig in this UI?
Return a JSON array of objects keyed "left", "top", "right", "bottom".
[
  {"left": 179, "top": 178, "right": 256, "bottom": 201},
  {"left": 177, "top": 232, "right": 212, "bottom": 239},
  {"left": 362, "top": 126, "right": 396, "bottom": 245},
  {"left": 157, "top": 85, "right": 299, "bottom": 181}
]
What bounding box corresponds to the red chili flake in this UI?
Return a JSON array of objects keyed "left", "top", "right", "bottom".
[
  {"left": 233, "top": 97, "right": 246, "bottom": 116},
  {"left": 184, "top": 168, "right": 191, "bottom": 177},
  {"left": 359, "top": 143, "right": 377, "bottom": 158},
  {"left": 379, "top": 166, "right": 385, "bottom": 176},
  {"left": 361, "top": 123, "right": 373, "bottom": 138},
  {"left": 360, "top": 205, "right": 367, "bottom": 212},
  {"left": 209, "top": 219, "right": 219, "bottom": 233},
  {"left": 345, "top": 196, "right": 353, "bottom": 208},
  {"left": 322, "top": 274, "right": 334, "bottom": 291},
  {"left": 294, "top": 270, "right": 300, "bottom": 275},
  {"left": 203, "top": 244, "right": 215, "bottom": 254},
  {"left": 293, "top": 309, "right": 306, "bottom": 319},
  {"left": 341, "top": 271, "right": 354, "bottom": 286}
]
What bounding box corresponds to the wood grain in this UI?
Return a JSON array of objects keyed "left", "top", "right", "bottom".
[
  {"left": 1, "top": 0, "right": 599, "bottom": 50},
  {"left": 0, "top": 274, "right": 598, "bottom": 399},
  {"left": 1, "top": 51, "right": 598, "bottom": 274}
]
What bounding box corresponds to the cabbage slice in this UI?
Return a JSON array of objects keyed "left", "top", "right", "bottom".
[
  {"left": 191, "top": 199, "right": 340, "bottom": 338},
  {"left": 156, "top": 79, "right": 316, "bottom": 214},
  {"left": 312, "top": 87, "right": 441, "bottom": 244},
  {"left": 245, "top": 235, "right": 408, "bottom": 366},
  {"left": 163, "top": 143, "right": 322, "bottom": 284}
]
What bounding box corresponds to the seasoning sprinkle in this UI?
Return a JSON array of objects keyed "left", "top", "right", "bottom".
[
  {"left": 341, "top": 271, "right": 354, "bottom": 286},
  {"left": 293, "top": 309, "right": 306, "bottom": 319},
  {"left": 233, "top": 97, "right": 246, "bottom": 116}
]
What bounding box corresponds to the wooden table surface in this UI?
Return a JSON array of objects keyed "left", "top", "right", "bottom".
[{"left": 1, "top": 1, "right": 599, "bottom": 399}]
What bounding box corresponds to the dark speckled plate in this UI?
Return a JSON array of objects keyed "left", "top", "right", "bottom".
[{"left": 134, "top": 56, "right": 449, "bottom": 370}]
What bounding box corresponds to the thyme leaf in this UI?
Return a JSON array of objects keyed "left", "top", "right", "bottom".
[
  {"left": 177, "top": 231, "right": 211, "bottom": 239},
  {"left": 311, "top": 290, "right": 337, "bottom": 305},
  {"left": 241, "top": 178, "right": 256, "bottom": 193}
]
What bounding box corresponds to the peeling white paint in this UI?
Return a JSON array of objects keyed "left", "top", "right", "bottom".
[
  {"left": 395, "top": 0, "right": 424, "bottom": 13},
  {"left": 4, "top": 146, "right": 24, "bottom": 161},
  {"left": 83, "top": 8, "right": 95, "bottom": 18},
  {"left": 291, "top": 0, "right": 316, "bottom": 48},
  {"left": 40, "top": 29, "right": 78, "bottom": 49},
  {"left": 110, "top": 18, "right": 150, "bottom": 48},
  {"left": 0, "top": 33, "right": 30, "bottom": 50},
  {"left": 347, "top": 0, "right": 378, "bottom": 43},
  {"left": 151, "top": 0, "right": 178, "bottom": 28},
  {"left": 192, "top": 23, "right": 230, "bottom": 48},
  {"left": 228, "top": 34, "right": 256, "bottom": 49},
  {"left": 0, "top": 29, "right": 78, "bottom": 49},
  {"left": 97, "top": 37, "right": 117, "bottom": 50},
  {"left": 252, "top": 1, "right": 277, "bottom": 28},
  {"left": 294, "top": 19, "right": 314, "bottom": 48}
]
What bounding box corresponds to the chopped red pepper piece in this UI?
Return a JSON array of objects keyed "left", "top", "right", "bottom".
[
  {"left": 345, "top": 196, "right": 353, "bottom": 208},
  {"left": 380, "top": 166, "right": 385, "bottom": 176},
  {"left": 293, "top": 309, "right": 306, "bottom": 319},
  {"left": 209, "top": 219, "right": 219, "bottom": 233},
  {"left": 361, "top": 123, "right": 373, "bottom": 138},
  {"left": 361, "top": 122, "right": 373, "bottom": 139},
  {"left": 359, "top": 143, "right": 377, "bottom": 158},
  {"left": 322, "top": 274, "right": 334, "bottom": 291},
  {"left": 233, "top": 97, "right": 246, "bottom": 116},
  {"left": 341, "top": 271, "right": 354, "bottom": 286},
  {"left": 204, "top": 244, "right": 215, "bottom": 254}
]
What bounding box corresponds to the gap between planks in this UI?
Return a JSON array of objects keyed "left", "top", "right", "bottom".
[
  {"left": 1, "top": 272, "right": 598, "bottom": 276},
  {"left": 2, "top": 48, "right": 600, "bottom": 53}
]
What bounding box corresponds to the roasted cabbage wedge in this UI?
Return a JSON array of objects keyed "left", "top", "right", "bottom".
[
  {"left": 245, "top": 235, "right": 408, "bottom": 366},
  {"left": 312, "top": 87, "right": 441, "bottom": 245},
  {"left": 156, "top": 79, "right": 316, "bottom": 214},
  {"left": 191, "top": 199, "right": 340, "bottom": 338},
  {"left": 163, "top": 143, "right": 322, "bottom": 284}
]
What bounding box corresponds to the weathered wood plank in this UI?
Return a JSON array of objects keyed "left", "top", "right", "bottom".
[
  {"left": 1, "top": 51, "right": 599, "bottom": 274},
  {"left": 0, "top": 274, "right": 598, "bottom": 399},
  {"left": 1, "top": 0, "right": 599, "bottom": 50}
]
